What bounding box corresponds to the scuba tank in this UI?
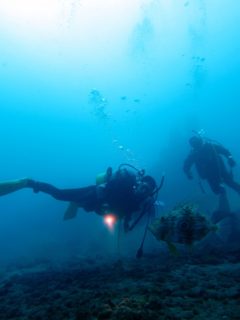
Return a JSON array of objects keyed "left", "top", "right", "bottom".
[
  {"left": 97, "top": 164, "right": 150, "bottom": 219},
  {"left": 96, "top": 167, "right": 112, "bottom": 185}
]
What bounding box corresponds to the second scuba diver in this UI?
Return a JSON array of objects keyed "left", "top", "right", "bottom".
[{"left": 183, "top": 135, "right": 240, "bottom": 223}]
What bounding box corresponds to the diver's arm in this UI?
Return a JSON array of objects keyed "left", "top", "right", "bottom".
[
  {"left": 140, "top": 197, "right": 155, "bottom": 219},
  {"left": 183, "top": 154, "right": 195, "bottom": 179},
  {"left": 214, "top": 144, "right": 231, "bottom": 157},
  {"left": 214, "top": 144, "right": 236, "bottom": 167},
  {"left": 148, "top": 200, "right": 156, "bottom": 220},
  {"left": 127, "top": 197, "right": 154, "bottom": 232}
]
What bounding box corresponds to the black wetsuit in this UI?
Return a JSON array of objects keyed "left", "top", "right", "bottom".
[
  {"left": 30, "top": 183, "right": 101, "bottom": 212},
  {"left": 183, "top": 142, "right": 240, "bottom": 194},
  {"left": 28, "top": 168, "right": 155, "bottom": 228}
]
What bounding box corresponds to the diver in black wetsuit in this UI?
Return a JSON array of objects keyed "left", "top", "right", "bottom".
[
  {"left": 0, "top": 165, "right": 158, "bottom": 232},
  {"left": 183, "top": 136, "right": 240, "bottom": 195},
  {"left": 183, "top": 135, "right": 240, "bottom": 223}
]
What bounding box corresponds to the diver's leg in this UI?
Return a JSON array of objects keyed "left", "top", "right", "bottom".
[
  {"left": 26, "top": 180, "right": 93, "bottom": 201},
  {"left": 207, "top": 177, "right": 231, "bottom": 223},
  {"left": 222, "top": 172, "right": 240, "bottom": 195},
  {"left": 0, "top": 178, "right": 29, "bottom": 196},
  {"left": 211, "top": 193, "right": 231, "bottom": 224},
  {"left": 207, "top": 177, "right": 225, "bottom": 195},
  {"left": 26, "top": 180, "right": 68, "bottom": 199},
  {"left": 218, "top": 192, "right": 230, "bottom": 212},
  {"left": 26, "top": 180, "right": 97, "bottom": 208}
]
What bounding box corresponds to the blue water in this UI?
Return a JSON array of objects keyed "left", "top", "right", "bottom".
[{"left": 0, "top": 0, "right": 240, "bottom": 264}]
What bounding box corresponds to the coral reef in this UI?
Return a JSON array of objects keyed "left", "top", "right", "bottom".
[{"left": 0, "top": 249, "right": 239, "bottom": 320}]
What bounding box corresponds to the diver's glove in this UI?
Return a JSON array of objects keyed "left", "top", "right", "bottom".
[{"left": 228, "top": 156, "right": 236, "bottom": 167}]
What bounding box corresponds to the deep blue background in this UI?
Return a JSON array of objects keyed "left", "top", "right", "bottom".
[{"left": 0, "top": 0, "right": 239, "bottom": 264}]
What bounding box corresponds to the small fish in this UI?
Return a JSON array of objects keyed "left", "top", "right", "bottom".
[{"left": 149, "top": 203, "right": 217, "bottom": 254}]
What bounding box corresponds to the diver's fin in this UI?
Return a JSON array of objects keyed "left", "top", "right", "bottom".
[
  {"left": 213, "top": 213, "right": 238, "bottom": 243},
  {"left": 166, "top": 241, "right": 179, "bottom": 256},
  {"left": 218, "top": 192, "right": 230, "bottom": 212},
  {"left": 64, "top": 202, "right": 79, "bottom": 220},
  {"left": 0, "top": 178, "right": 29, "bottom": 196},
  {"left": 211, "top": 192, "right": 231, "bottom": 224}
]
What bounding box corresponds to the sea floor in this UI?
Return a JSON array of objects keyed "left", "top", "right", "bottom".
[{"left": 0, "top": 248, "right": 240, "bottom": 320}]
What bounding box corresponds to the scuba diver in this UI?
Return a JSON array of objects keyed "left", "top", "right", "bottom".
[
  {"left": 183, "top": 135, "right": 240, "bottom": 223},
  {"left": 0, "top": 164, "right": 163, "bottom": 235}
]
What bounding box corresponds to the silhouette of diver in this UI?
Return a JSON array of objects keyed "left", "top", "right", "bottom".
[
  {"left": 0, "top": 164, "right": 160, "bottom": 232},
  {"left": 183, "top": 135, "right": 240, "bottom": 223}
]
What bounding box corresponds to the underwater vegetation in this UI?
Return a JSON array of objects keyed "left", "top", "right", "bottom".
[{"left": 0, "top": 251, "right": 240, "bottom": 320}]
